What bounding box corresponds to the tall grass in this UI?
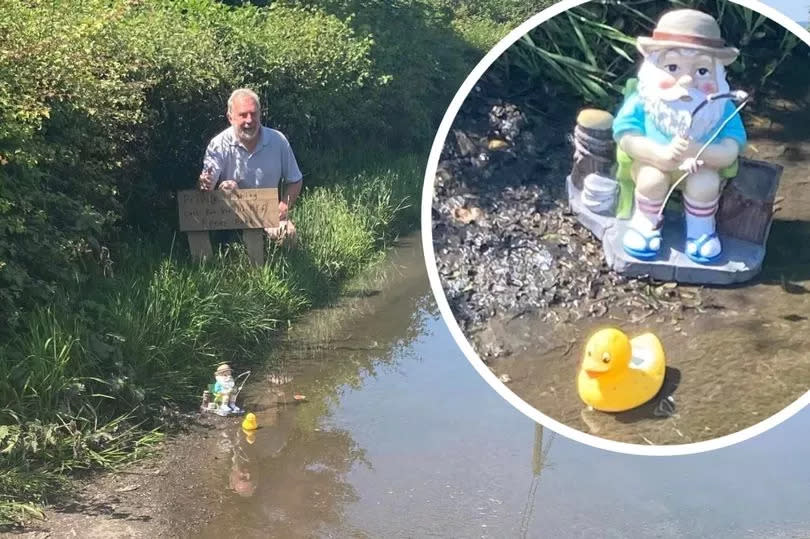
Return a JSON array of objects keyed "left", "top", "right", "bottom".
[
  {"left": 0, "top": 157, "right": 421, "bottom": 526},
  {"left": 497, "top": 0, "right": 804, "bottom": 109}
]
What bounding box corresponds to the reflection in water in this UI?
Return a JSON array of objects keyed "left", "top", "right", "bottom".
[
  {"left": 519, "top": 424, "right": 555, "bottom": 539},
  {"left": 198, "top": 236, "right": 432, "bottom": 538},
  {"left": 227, "top": 429, "right": 257, "bottom": 498},
  {"left": 187, "top": 233, "right": 810, "bottom": 539}
]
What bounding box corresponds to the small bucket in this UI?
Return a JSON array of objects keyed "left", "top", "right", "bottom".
[{"left": 581, "top": 173, "right": 618, "bottom": 216}]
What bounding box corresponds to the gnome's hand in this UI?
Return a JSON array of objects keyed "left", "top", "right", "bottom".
[
  {"left": 678, "top": 157, "right": 705, "bottom": 175},
  {"left": 666, "top": 136, "right": 690, "bottom": 162},
  {"left": 655, "top": 136, "right": 691, "bottom": 171}
]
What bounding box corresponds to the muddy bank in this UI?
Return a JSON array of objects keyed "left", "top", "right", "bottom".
[
  {"left": 430, "top": 66, "right": 810, "bottom": 443},
  {"left": 431, "top": 85, "right": 712, "bottom": 353},
  {"left": 481, "top": 280, "right": 810, "bottom": 445},
  {"left": 4, "top": 412, "right": 233, "bottom": 538}
]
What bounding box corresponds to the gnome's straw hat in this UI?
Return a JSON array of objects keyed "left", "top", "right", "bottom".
[
  {"left": 637, "top": 9, "right": 739, "bottom": 65},
  {"left": 215, "top": 364, "right": 232, "bottom": 376}
]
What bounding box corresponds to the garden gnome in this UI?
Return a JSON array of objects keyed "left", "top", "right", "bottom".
[
  {"left": 613, "top": 9, "right": 747, "bottom": 263},
  {"left": 213, "top": 364, "right": 241, "bottom": 416}
]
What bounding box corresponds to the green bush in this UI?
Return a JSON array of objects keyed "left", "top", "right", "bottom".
[
  {"left": 0, "top": 0, "right": 388, "bottom": 331},
  {"left": 275, "top": 0, "right": 470, "bottom": 148},
  {"left": 0, "top": 0, "right": 523, "bottom": 333},
  {"left": 0, "top": 1, "right": 145, "bottom": 330},
  {"left": 440, "top": 0, "right": 553, "bottom": 24}
]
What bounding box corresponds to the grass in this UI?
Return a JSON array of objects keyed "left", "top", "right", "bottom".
[
  {"left": 451, "top": 16, "right": 527, "bottom": 53},
  {"left": 0, "top": 155, "right": 423, "bottom": 527},
  {"left": 495, "top": 0, "right": 804, "bottom": 110}
]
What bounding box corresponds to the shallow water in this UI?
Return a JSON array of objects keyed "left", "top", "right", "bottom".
[{"left": 186, "top": 233, "right": 810, "bottom": 538}]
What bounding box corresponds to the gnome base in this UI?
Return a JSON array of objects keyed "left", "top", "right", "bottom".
[
  {"left": 201, "top": 401, "right": 246, "bottom": 417},
  {"left": 202, "top": 400, "right": 245, "bottom": 416},
  {"left": 566, "top": 164, "right": 777, "bottom": 285}
]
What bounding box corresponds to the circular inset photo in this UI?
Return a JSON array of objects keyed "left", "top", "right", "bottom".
[{"left": 423, "top": 0, "right": 810, "bottom": 454}]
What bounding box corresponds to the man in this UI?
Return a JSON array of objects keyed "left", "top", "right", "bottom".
[
  {"left": 199, "top": 88, "right": 303, "bottom": 243},
  {"left": 613, "top": 9, "right": 747, "bottom": 263}
]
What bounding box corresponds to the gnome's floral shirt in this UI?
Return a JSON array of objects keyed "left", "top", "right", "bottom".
[{"left": 612, "top": 92, "right": 747, "bottom": 147}]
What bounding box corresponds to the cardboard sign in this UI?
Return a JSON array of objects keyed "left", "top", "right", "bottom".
[{"left": 178, "top": 188, "right": 279, "bottom": 232}]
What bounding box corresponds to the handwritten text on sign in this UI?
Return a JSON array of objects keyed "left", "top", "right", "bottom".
[{"left": 178, "top": 188, "right": 279, "bottom": 231}]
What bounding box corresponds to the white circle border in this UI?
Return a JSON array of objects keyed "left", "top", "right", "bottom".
[{"left": 421, "top": 0, "right": 810, "bottom": 456}]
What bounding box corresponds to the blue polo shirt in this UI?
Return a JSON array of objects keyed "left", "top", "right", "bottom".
[
  {"left": 202, "top": 126, "right": 303, "bottom": 189},
  {"left": 613, "top": 92, "right": 747, "bottom": 148}
]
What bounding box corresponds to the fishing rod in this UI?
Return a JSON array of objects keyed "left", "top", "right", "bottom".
[
  {"left": 232, "top": 370, "right": 252, "bottom": 402},
  {"left": 657, "top": 90, "right": 750, "bottom": 216}
]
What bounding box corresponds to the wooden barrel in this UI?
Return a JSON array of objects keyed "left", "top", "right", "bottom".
[{"left": 570, "top": 109, "right": 616, "bottom": 190}]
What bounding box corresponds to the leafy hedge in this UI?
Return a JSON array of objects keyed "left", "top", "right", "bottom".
[{"left": 0, "top": 0, "right": 530, "bottom": 333}]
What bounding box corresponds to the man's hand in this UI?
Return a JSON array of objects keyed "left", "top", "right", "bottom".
[
  {"left": 199, "top": 168, "right": 215, "bottom": 191},
  {"left": 265, "top": 220, "right": 297, "bottom": 246},
  {"left": 218, "top": 180, "right": 238, "bottom": 192},
  {"left": 281, "top": 220, "right": 296, "bottom": 242},
  {"left": 279, "top": 200, "right": 289, "bottom": 221}
]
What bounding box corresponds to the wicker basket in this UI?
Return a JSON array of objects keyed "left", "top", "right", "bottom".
[{"left": 717, "top": 157, "right": 783, "bottom": 245}]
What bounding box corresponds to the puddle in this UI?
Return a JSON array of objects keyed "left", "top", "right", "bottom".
[
  {"left": 139, "top": 231, "right": 810, "bottom": 539},
  {"left": 481, "top": 128, "right": 810, "bottom": 445}
]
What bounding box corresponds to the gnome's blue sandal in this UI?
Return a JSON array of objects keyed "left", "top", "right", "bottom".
[
  {"left": 622, "top": 227, "right": 662, "bottom": 260},
  {"left": 685, "top": 233, "right": 721, "bottom": 264}
]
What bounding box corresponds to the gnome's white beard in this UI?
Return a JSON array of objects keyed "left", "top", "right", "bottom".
[
  {"left": 216, "top": 375, "right": 234, "bottom": 391},
  {"left": 637, "top": 58, "right": 729, "bottom": 141}
]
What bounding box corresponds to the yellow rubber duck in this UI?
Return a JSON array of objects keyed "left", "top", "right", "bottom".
[
  {"left": 577, "top": 328, "right": 666, "bottom": 412},
  {"left": 241, "top": 413, "right": 258, "bottom": 431}
]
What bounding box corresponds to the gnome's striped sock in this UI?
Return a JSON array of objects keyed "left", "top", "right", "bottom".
[
  {"left": 633, "top": 190, "right": 665, "bottom": 231},
  {"left": 684, "top": 193, "right": 722, "bottom": 259},
  {"left": 624, "top": 190, "right": 665, "bottom": 254},
  {"left": 684, "top": 193, "right": 720, "bottom": 219}
]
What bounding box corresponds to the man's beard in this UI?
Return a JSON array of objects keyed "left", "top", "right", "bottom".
[
  {"left": 235, "top": 124, "right": 259, "bottom": 144},
  {"left": 637, "top": 61, "right": 728, "bottom": 141}
]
